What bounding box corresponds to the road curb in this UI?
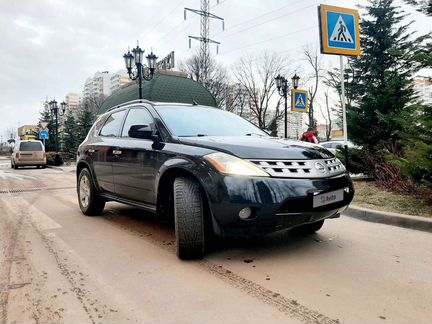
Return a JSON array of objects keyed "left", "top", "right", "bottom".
[{"left": 344, "top": 205, "right": 432, "bottom": 233}]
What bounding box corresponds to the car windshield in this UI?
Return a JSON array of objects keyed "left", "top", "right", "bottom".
[
  {"left": 19, "top": 142, "right": 43, "bottom": 151},
  {"left": 156, "top": 106, "right": 268, "bottom": 137}
]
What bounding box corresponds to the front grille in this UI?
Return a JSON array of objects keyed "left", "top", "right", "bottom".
[{"left": 249, "top": 158, "right": 345, "bottom": 178}]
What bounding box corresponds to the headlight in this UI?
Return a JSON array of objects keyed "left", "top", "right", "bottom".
[{"left": 204, "top": 152, "right": 270, "bottom": 177}]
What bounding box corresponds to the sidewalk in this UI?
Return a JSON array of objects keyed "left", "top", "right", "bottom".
[
  {"left": 344, "top": 205, "right": 432, "bottom": 233},
  {"left": 46, "top": 162, "right": 76, "bottom": 173}
]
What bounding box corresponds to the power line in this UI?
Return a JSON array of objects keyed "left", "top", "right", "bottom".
[
  {"left": 220, "top": 25, "right": 319, "bottom": 55},
  {"left": 144, "top": 0, "right": 188, "bottom": 37},
  {"left": 218, "top": 1, "right": 322, "bottom": 40},
  {"left": 213, "top": 0, "right": 317, "bottom": 38},
  {"left": 185, "top": 0, "right": 225, "bottom": 81},
  {"left": 154, "top": 0, "right": 227, "bottom": 49}
]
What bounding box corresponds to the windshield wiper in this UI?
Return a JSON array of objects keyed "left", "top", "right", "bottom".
[
  {"left": 245, "top": 133, "right": 265, "bottom": 137},
  {"left": 178, "top": 134, "right": 207, "bottom": 137}
]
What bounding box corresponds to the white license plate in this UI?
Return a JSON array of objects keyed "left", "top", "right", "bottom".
[{"left": 313, "top": 189, "right": 344, "bottom": 208}]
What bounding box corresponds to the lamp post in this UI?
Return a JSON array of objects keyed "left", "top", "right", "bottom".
[
  {"left": 49, "top": 99, "right": 67, "bottom": 153},
  {"left": 123, "top": 43, "right": 158, "bottom": 99},
  {"left": 291, "top": 73, "right": 300, "bottom": 90},
  {"left": 275, "top": 74, "right": 301, "bottom": 138},
  {"left": 275, "top": 75, "right": 289, "bottom": 138}
]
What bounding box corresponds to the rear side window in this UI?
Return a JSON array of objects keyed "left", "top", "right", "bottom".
[
  {"left": 20, "top": 142, "right": 43, "bottom": 151},
  {"left": 121, "top": 108, "right": 154, "bottom": 137},
  {"left": 100, "top": 110, "right": 126, "bottom": 137}
]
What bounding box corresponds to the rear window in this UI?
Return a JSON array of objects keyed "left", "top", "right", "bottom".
[{"left": 19, "top": 142, "right": 43, "bottom": 151}]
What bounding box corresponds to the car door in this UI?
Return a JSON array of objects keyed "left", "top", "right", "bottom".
[
  {"left": 112, "top": 106, "right": 157, "bottom": 204},
  {"left": 92, "top": 109, "right": 127, "bottom": 193}
]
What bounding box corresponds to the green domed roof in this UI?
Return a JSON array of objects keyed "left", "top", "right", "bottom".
[{"left": 99, "top": 73, "right": 217, "bottom": 114}]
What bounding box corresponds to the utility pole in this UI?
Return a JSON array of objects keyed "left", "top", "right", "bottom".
[{"left": 185, "top": 0, "right": 224, "bottom": 84}]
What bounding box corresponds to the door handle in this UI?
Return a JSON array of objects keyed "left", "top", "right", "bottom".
[{"left": 113, "top": 150, "right": 122, "bottom": 155}]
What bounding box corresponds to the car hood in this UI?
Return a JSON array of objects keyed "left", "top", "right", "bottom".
[{"left": 176, "top": 136, "right": 334, "bottom": 160}]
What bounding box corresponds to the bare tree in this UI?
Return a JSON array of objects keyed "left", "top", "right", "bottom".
[
  {"left": 233, "top": 52, "right": 287, "bottom": 129},
  {"left": 179, "top": 52, "right": 229, "bottom": 107},
  {"left": 318, "top": 90, "right": 333, "bottom": 141},
  {"left": 224, "top": 83, "right": 249, "bottom": 117},
  {"left": 304, "top": 47, "right": 325, "bottom": 130},
  {"left": 82, "top": 94, "right": 106, "bottom": 115}
]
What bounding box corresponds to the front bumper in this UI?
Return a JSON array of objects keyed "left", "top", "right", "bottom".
[{"left": 199, "top": 172, "right": 354, "bottom": 237}]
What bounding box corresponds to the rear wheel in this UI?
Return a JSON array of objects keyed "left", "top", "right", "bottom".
[
  {"left": 173, "top": 177, "right": 205, "bottom": 260},
  {"left": 13, "top": 164, "right": 18, "bottom": 169},
  {"left": 294, "top": 220, "right": 325, "bottom": 234},
  {"left": 77, "top": 168, "right": 105, "bottom": 216}
]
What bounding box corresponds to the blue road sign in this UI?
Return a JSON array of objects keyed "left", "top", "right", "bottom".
[
  {"left": 318, "top": 5, "right": 361, "bottom": 56},
  {"left": 39, "top": 130, "right": 49, "bottom": 140},
  {"left": 292, "top": 89, "right": 308, "bottom": 113}
]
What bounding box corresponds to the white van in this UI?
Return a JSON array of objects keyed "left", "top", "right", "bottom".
[{"left": 11, "top": 140, "right": 46, "bottom": 169}]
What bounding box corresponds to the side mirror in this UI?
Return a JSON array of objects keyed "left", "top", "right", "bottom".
[{"left": 128, "top": 124, "right": 153, "bottom": 140}]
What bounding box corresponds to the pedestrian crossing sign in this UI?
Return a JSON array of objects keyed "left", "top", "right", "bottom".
[
  {"left": 292, "top": 89, "right": 308, "bottom": 113},
  {"left": 318, "top": 4, "right": 361, "bottom": 56}
]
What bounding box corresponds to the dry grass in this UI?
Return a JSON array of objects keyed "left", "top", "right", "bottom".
[{"left": 353, "top": 180, "right": 432, "bottom": 218}]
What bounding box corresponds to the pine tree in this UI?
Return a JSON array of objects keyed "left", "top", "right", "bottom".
[
  {"left": 345, "top": 0, "right": 421, "bottom": 150},
  {"left": 39, "top": 104, "right": 56, "bottom": 152},
  {"left": 76, "top": 102, "right": 96, "bottom": 146},
  {"left": 63, "top": 112, "right": 79, "bottom": 159},
  {"left": 392, "top": 103, "right": 432, "bottom": 188}
]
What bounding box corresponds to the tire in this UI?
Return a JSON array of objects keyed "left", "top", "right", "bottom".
[
  {"left": 77, "top": 168, "right": 105, "bottom": 216},
  {"left": 173, "top": 177, "right": 205, "bottom": 260},
  {"left": 294, "top": 220, "right": 325, "bottom": 234},
  {"left": 14, "top": 164, "right": 18, "bottom": 170}
]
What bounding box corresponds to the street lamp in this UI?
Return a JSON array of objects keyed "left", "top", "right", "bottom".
[
  {"left": 291, "top": 73, "right": 300, "bottom": 90},
  {"left": 275, "top": 73, "right": 301, "bottom": 138},
  {"left": 49, "top": 99, "right": 67, "bottom": 152},
  {"left": 275, "top": 74, "right": 289, "bottom": 138},
  {"left": 123, "top": 43, "right": 158, "bottom": 100}
]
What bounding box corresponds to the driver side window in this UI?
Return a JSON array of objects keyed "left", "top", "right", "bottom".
[{"left": 121, "top": 108, "right": 154, "bottom": 138}]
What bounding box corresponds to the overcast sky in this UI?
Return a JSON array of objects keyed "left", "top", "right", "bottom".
[{"left": 0, "top": 0, "right": 431, "bottom": 139}]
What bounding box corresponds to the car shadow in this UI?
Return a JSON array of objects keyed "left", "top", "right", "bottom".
[{"left": 100, "top": 203, "right": 339, "bottom": 260}]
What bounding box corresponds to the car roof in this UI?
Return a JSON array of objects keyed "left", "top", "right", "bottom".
[{"left": 105, "top": 99, "right": 219, "bottom": 114}]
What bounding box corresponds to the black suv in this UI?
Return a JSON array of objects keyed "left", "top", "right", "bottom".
[{"left": 77, "top": 100, "right": 354, "bottom": 259}]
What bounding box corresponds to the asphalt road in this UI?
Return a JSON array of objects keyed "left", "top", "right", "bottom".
[{"left": 0, "top": 157, "right": 431, "bottom": 323}]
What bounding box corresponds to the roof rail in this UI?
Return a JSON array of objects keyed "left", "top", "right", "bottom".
[{"left": 106, "top": 99, "right": 153, "bottom": 112}]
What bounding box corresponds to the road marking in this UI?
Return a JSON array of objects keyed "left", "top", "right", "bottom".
[
  {"left": 0, "top": 172, "right": 37, "bottom": 181},
  {"left": 1, "top": 196, "right": 62, "bottom": 231}
]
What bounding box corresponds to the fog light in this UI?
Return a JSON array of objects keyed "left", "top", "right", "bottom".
[{"left": 239, "top": 207, "right": 252, "bottom": 220}]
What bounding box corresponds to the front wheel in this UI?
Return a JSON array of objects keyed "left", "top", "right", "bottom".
[
  {"left": 173, "top": 177, "right": 206, "bottom": 260},
  {"left": 77, "top": 168, "right": 105, "bottom": 216}
]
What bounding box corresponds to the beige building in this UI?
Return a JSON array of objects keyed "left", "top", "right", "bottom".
[
  {"left": 83, "top": 71, "right": 113, "bottom": 100},
  {"left": 110, "top": 70, "right": 131, "bottom": 94},
  {"left": 65, "top": 92, "right": 82, "bottom": 116},
  {"left": 277, "top": 111, "right": 303, "bottom": 139}
]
